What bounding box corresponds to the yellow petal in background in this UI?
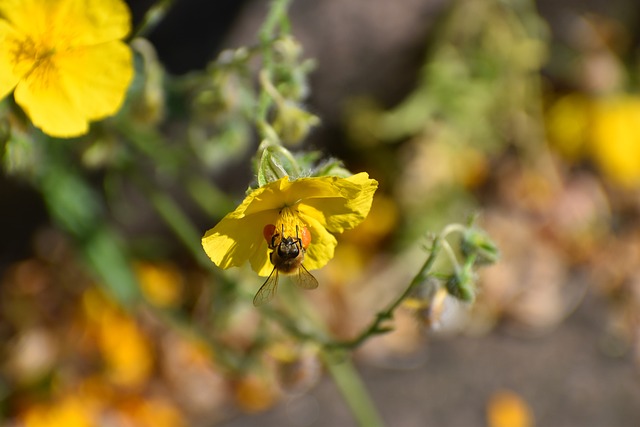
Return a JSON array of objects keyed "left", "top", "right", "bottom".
[
  {"left": 0, "top": 0, "right": 51, "bottom": 40},
  {"left": 22, "top": 395, "right": 96, "bottom": 427},
  {"left": 56, "top": 42, "right": 133, "bottom": 120},
  {"left": 14, "top": 63, "right": 89, "bottom": 137},
  {"left": 590, "top": 96, "right": 640, "bottom": 188},
  {"left": 0, "top": 0, "right": 133, "bottom": 138},
  {"left": 135, "top": 262, "right": 184, "bottom": 308},
  {"left": 0, "top": 0, "right": 130, "bottom": 47},
  {"left": 0, "top": 22, "right": 22, "bottom": 98},
  {"left": 13, "top": 41, "right": 133, "bottom": 137},
  {"left": 546, "top": 93, "right": 591, "bottom": 161},
  {"left": 234, "top": 374, "right": 280, "bottom": 413},
  {"left": 487, "top": 390, "right": 534, "bottom": 427},
  {"left": 98, "top": 311, "right": 153, "bottom": 389},
  {"left": 48, "top": 0, "right": 131, "bottom": 47}
]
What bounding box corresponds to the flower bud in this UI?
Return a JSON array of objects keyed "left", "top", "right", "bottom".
[
  {"left": 256, "top": 144, "right": 301, "bottom": 186},
  {"left": 273, "top": 101, "right": 320, "bottom": 146},
  {"left": 461, "top": 227, "right": 500, "bottom": 265},
  {"left": 130, "top": 38, "right": 166, "bottom": 125},
  {"left": 445, "top": 266, "right": 476, "bottom": 302}
]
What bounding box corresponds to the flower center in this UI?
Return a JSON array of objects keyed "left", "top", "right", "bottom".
[
  {"left": 274, "top": 206, "right": 306, "bottom": 240},
  {"left": 10, "top": 35, "right": 57, "bottom": 80}
]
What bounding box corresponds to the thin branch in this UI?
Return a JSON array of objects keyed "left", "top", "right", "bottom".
[
  {"left": 327, "top": 235, "right": 443, "bottom": 350},
  {"left": 128, "top": 0, "right": 175, "bottom": 41},
  {"left": 255, "top": 0, "right": 293, "bottom": 134}
]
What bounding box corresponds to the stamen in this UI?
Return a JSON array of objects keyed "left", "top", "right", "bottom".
[{"left": 275, "top": 207, "right": 305, "bottom": 238}]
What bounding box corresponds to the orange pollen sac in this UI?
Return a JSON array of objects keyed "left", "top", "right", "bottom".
[
  {"left": 299, "top": 227, "right": 311, "bottom": 249},
  {"left": 263, "top": 224, "right": 277, "bottom": 243}
]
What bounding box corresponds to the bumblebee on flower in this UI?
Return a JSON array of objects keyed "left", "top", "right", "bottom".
[{"left": 202, "top": 171, "right": 378, "bottom": 305}]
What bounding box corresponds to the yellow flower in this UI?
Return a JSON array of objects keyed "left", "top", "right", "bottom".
[
  {"left": 486, "top": 390, "right": 534, "bottom": 427},
  {"left": 82, "top": 288, "right": 153, "bottom": 389},
  {"left": 135, "top": 261, "right": 183, "bottom": 308},
  {"left": 22, "top": 395, "right": 97, "bottom": 427},
  {"left": 202, "top": 173, "right": 378, "bottom": 276},
  {"left": 547, "top": 93, "right": 640, "bottom": 188},
  {"left": 546, "top": 93, "right": 591, "bottom": 161},
  {"left": 0, "top": 0, "right": 133, "bottom": 137},
  {"left": 590, "top": 96, "right": 640, "bottom": 187}
]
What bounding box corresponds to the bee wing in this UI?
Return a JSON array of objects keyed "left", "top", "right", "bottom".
[
  {"left": 253, "top": 267, "right": 279, "bottom": 306},
  {"left": 293, "top": 264, "right": 319, "bottom": 290}
]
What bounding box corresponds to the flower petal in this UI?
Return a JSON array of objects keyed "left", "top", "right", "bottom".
[
  {"left": 0, "top": 0, "right": 130, "bottom": 47},
  {"left": 298, "top": 211, "right": 338, "bottom": 271},
  {"left": 299, "top": 173, "right": 378, "bottom": 233},
  {"left": 58, "top": 42, "right": 133, "bottom": 120},
  {"left": 202, "top": 208, "right": 278, "bottom": 275},
  {"left": 14, "top": 41, "right": 133, "bottom": 137},
  {"left": 286, "top": 175, "right": 353, "bottom": 201},
  {"left": 249, "top": 236, "right": 273, "bottom": 277},
  {"left": 0, "top": 21, "right": 21, "bottom": 98},
  {"left": 51, "top": 0, "right": 131, "bottom": 47},
  {"left": 0, "top": 0, "right": 51, "bottom": 39},
  {"left": 14, "top": 64, "right": 87, "bottom": 136},
  {"left": 201, "top": 173, "right": 378, "bottom": 276},
  {"left": 242, "top": 182, "right": 289, "bottom": 217}
]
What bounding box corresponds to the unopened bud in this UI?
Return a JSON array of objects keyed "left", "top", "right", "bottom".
[
  {"left": 273, "top": 101, "right": 320, "bottom": 146},
  {"left": 461, "top": 227, "right": 500, "bottom": 265},
  {"left": 445, "top": 266, "right": 476, "bottom": 302},
  {"left": 256, "top": 144, "right": 301, "bottom": 186}
]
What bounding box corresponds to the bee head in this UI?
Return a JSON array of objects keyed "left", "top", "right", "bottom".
[{"left": 277, "top": 236, "right": 300, "bottom": 259}]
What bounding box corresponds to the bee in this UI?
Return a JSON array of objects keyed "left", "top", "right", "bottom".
[{"left": 253, "top": 224, "right": 319, "bottom": 306}]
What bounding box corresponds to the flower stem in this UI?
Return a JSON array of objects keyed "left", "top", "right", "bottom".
[
  {"left": 129, "top": 0, "right": 175, "bottom": 40},
  {"left": 256, "top": 0, "right": 293, "bottom": 133},
  {"left": 147, "top": 188, "right": 211, "bottom": 268},
  {"left": 321, "top": 350, "right": 386, "bottom": 427},
  {"left": 277, "top": 282, "right": 385, "bottom": 427},
  {"left": 329, "top": 235, "right": 444, "bottom": 350},
  {"left": 259, "top": 0, "right": 293, "bottom": 45}
]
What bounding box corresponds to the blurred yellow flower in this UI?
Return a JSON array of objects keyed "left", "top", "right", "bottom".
[
  {"left": 0, "top": 0, "right": 133, "bottom": 137},
  {"left": 486, "top": 390, "right": 534, "bottom": 427},
  {"left": 98, "top": 311, "right": 153, "bottom": 388},
  {"left": 22, "top": 395, "right": 96, "bottom": 427},
  {"left": 590, "top": 96, "right": 640, "bottom": 187},
  {"left": 545, "top": 93, "right": 591, "bottom": 160},
  {"left": 83, "top": 288, "right": 153, "bottom": 389},
  {"left": 120, "top": 396, "right": 186, "bottom": 427},
  {"left": 234, "top": 374, "right": 280, "bottom": 413},
  {"left": 202, "top": 173, "right": 378, "bottom": 276},
  {"left": 135, "top": 261, "right": 183, "bottom": 308},
  {"left": 547, "top": 93, "right": 640, "bottom": 187}
]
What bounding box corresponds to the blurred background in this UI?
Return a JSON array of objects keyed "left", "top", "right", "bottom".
[{"left": 2, "top": 0, "right": 640, "bottom": 426}]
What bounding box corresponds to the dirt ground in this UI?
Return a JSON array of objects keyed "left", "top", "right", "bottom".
[{"left": 219, "top": 291, "right": 640, "bottom": 427}]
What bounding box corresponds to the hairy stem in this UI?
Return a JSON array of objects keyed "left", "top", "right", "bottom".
[
  {"left": 328, "top": 235, "right": 443, "bottom": 350},
  {"left": 256, "top": 0, "right": 293, "bottom": 134}
]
